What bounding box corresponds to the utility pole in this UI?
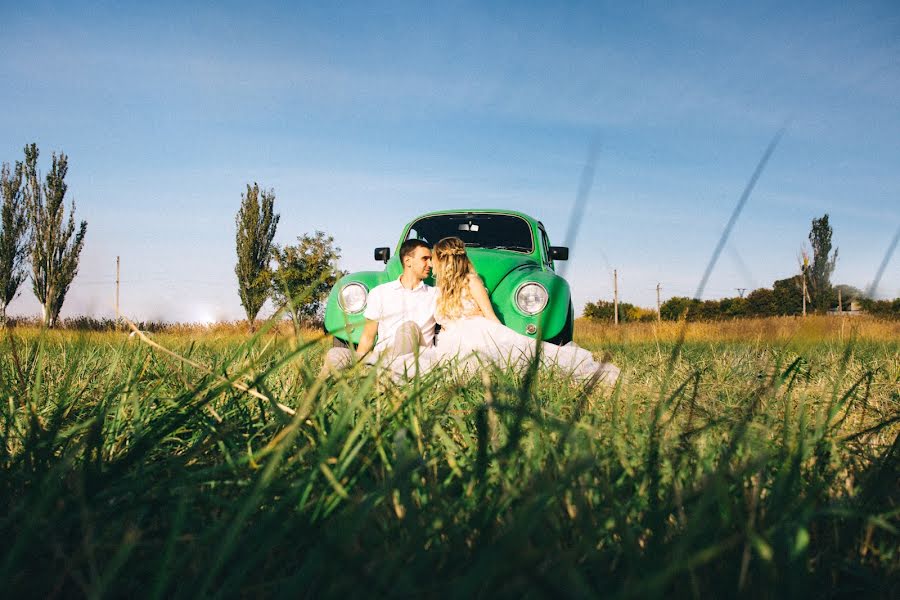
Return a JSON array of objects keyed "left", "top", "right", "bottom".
[
  {"left": 736, "top": 288, "right": 746, "bottom": 298},
  {"left": 613, "top": 269, "right": 619, "bottom": 326},
  {"left": 838, "top": 288, "right": 843, "bottom": 313},
  {"left": 115, "top": 256, "right": 120, "bottom": 329},
  {"left": 802, "top": 274, "right": 807, "bottom": 317},
  {"left": 802, "top": 252, "right": 809, "bottom": 317},
  {"left": 656, "top": 283, "right": 661, "bottom": 322}
]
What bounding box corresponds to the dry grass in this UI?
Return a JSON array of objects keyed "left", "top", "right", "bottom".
[
  {"left": 574, "top": 314, "right": 900, "bottom": 346},
  {"left": 5, "top": 320, "right": 324, "bottom": 343}
]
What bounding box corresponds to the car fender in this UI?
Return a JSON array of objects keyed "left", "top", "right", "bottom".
[{"left": 491, "top": 265, "right": 572, "bottom": 341}]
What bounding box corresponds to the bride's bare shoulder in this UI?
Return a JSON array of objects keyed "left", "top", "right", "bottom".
[{"left": 466, "top": 274, "right": 489, "bottom": 300}]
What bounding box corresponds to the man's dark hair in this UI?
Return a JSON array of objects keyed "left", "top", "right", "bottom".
[{"left": 399, "top": 238, "right": 429, "bottom": 260}]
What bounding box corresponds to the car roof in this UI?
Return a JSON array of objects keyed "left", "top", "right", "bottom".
[{"left": 406, "top": 209, "right": 539, "bottom": 225}]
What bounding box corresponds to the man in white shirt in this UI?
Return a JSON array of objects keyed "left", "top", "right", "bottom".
[{"left": 322, "top": 239, "right": 437, "bottom": 374}]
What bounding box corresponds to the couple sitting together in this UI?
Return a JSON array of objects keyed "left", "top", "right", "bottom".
[{"left": 323, "top": 237, "right": 620, "bottom": 387}]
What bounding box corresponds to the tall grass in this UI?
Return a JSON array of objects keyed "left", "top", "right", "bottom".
[
  {"left": 1, "top": 319, "right": 898, "bottom": 597},
  {"left": 576, "top": 314, "right": 900, "bottom": 345}
]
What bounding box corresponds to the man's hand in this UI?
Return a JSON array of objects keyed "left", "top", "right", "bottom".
[{"left": 355, "top": 319, "right": 379, "bottom": 359}]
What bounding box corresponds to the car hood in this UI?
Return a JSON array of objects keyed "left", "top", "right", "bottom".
[{"left": 465, "top": 248, "right": 539, "bottom": 292}]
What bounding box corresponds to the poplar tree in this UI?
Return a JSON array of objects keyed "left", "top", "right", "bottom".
[
  {"left": 808, "top": 213, "right": 838, "bottom": 313},
  {"left": 0, "top": 160, "right": 28, "bottom": 324},
  {"left": 235, "top": 183, "right": 279, "bottom": 325},
  {"left": 24, "top": 144, "right": 88, "bottom": 328}
]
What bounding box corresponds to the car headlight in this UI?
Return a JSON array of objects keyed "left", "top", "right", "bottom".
[
  {"left": 338, "top": 283, "right": 368, "bottom": 313},
  {"left": 515, "top": 282, "right": 548, "bottom": 315}
]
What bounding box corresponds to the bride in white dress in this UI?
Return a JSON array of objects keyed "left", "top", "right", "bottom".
[{"left": 388, "top": 236, "right": 620, "bottom": 386}]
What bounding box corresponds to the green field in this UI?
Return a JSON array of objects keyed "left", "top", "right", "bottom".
[{"left": 2, "top": 316, "right": 898, "bottom": 597}]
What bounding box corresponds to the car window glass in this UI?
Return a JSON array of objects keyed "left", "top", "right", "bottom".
[
  {"left": 405, "top": 214, "right": 534, "bottom": 253},
  {"left": 540, "top": 228, "right": 553, "bottom": 267}
]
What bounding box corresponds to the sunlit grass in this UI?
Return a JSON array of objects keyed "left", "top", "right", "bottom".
[
  {"left": 575, "top": 314, "right": 900, "bottom": 346},
  {"left": 1, "top": 317, "right": 897, "bottom": 597}
]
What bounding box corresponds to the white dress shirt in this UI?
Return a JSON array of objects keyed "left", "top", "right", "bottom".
[{"left": 364, "top": 278, "right": 438, "bottom": 354}]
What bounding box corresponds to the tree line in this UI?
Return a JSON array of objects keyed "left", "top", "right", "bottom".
[
  {"left": 5, "top": 150, "right": 891, "bottom": 328},
  {"left": 234, "top": 183, "right": 343, "bottom": 328},
  {"left": 0, "top": 144, "right": 87, "bottom": 327},
  {"left": 1, "top": 142, "right": 343, "bottom": 329},
  {"left": 651, "top": 288, "right": 898, "bottom": 322},
  {"left": 585, "top": 214, "right": 899, "bottom": 322}
]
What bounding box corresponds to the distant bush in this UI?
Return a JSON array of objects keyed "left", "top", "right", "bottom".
[
  {"left": 659, "top": 296, "right": 693, "bottom": 321},
  {"left": 583, "top": 300, "right": 656, "bottom": 323},
  {"left": 4, "top": 314, "right": 323, "bottom": 334},
  {"left": 583, "top": 300, "right": 616, "bottom": 321},
  {"left": 858, "top": 298, "right": 900, "bottom": 319},
  {"left": 650, "top": 272, "right": 899, "bottom": 322},
  {"left": 745, "top": 288, "right": 777, "bottom": 317},
  {"left": 6, "top": 315, "right": 171, "bottom": 332}
]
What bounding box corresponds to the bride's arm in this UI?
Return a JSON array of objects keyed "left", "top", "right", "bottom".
[{"left": 468, "top": 275, "right": 501, "bottom": 323}]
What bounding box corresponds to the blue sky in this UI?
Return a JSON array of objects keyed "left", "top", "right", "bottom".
[{"left": 1, "top": 1, "right": 898, "bottom": 322}]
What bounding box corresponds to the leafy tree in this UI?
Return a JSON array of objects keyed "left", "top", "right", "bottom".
[
  {"left": 0, "top": 160, "right": 28, "bottom": 324},
  {"left": 808, "top": 214, "right": 838, "bottom": 313},
  {"left": 695, "top": 299, "right": 726, "bottom": 321},
  {"left": 719, "top": 296, "right": 749, "bottom": 319},
  {"left": 652, "top": 274, "right": 859, "bottom": 323},
  {"left": 24, "top": 144, "right": 87, "bottom": 328},
  {"left": 859, "top": 298, "right": 900, "bottom": 319},
  {"left": 271, "top": 231, "right": 344, "bottom": 324},
  {"left": 658, "top": 283, "right": 806, "bottom": 322},
  {"left": 624, "top": 304, "right": 657, "bottom": 322},
  {"left": 772, "top": 276, "right": 803, "bottom": 316},
  {"left": 583, "top": 300, "right": 618, "bottom": 322},
  {"left": 745, "top": 288, "right": 777, "bottom": 317},
  {"left": 583, "top": 300, "right": 655, "bottom": 323},
  {"left": 235, "top": 183, "right": 279, "bottom": 325},
  {"left": 659, "top": 296, "right": 696, "bottom": 321}
]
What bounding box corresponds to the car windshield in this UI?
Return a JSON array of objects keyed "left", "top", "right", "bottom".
[{"left": 405, "top": 213, "right": 534, "bottom": 253}]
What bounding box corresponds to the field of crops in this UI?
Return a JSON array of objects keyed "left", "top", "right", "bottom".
[{"left": 1, "top": 316, "right": 898, "bottom": 597}]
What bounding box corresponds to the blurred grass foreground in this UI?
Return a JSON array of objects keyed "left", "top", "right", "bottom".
[{"left": 1, "top": 315, "right": 898, "bottom": 597}]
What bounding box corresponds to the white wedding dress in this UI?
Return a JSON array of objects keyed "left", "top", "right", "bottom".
[{"left": 386, "top": 292, "right": 620, "bottom": 385}]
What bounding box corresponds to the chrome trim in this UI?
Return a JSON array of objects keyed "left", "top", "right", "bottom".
[
  {"left": 337, "top": 282, "right": 368, "bottom": 314},
  {"left": 514, "top": 281, "right": 549, "bottom": 315}
]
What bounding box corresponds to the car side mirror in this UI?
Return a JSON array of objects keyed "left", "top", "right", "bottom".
[
  {"left": 550, "top": 246, "right": 569, "bottom": 261},
  {"left": 374, "top": 247, "right": 391, "bottom": 263}
]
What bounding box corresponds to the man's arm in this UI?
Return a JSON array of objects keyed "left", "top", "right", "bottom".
[
  {"left": 355, "top": 319, "right": 379, "bottom": 358},
  {"left": 356, "top": 285, "right": 382, "bottom": 358}
]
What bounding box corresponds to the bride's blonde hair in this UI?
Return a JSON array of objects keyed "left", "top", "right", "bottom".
[{"left": 433, "top": 237, "right": 473, "bottom": 319}]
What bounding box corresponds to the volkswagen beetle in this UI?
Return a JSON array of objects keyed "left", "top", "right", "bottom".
[{"left": 324, "top": 209, "right": 573, "bottom": 345}]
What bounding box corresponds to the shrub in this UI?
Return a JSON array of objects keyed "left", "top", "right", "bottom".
[
  {"left": 584, "top": 300, "right": 656, "bottom": 323},
  {"left": 859, "top": 298, "right": 900, "bottom": 319}
]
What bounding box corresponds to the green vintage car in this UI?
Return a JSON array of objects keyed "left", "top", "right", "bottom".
[{"left": 324, "top": 209, "right": 574, "bottom": 345}]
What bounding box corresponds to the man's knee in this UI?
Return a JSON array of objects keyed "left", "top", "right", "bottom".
[
  {"left": 392, "top": 321, "right": 423, "bottom": 356},
  {"left": 322, "top": 347, "right": 353, "bottom": 373},
  {"left": 396, "top": 321, "right": 421, "bottom": 338}
]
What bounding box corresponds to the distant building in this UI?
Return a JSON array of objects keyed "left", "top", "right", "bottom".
[{"left": 829, "top": 299, "right": 863, "bottom": 316}]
